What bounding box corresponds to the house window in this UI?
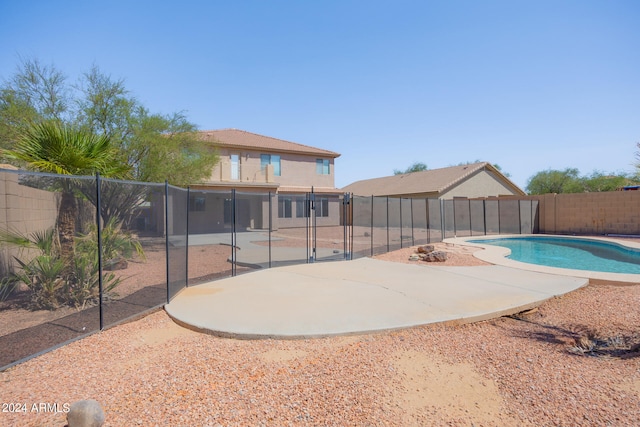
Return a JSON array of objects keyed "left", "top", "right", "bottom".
[
  {"left": 189, "top": 196, "right": 206, "bottom": 212},
  {"left": 278, "top": 196, "right": 292, "bottom": 218},
  {"left": 316, "top": 159, "right": 330, "bottom": 175},
  {"left": 295, "top": 196, "right": 309, "bottom": 218},
  {"left": 316, "top": 198, "right": 329, "bottom": 217},
  {"left": 261, "top": 154, "right": 281, "bottom": 176},
  {"left": 230, "top": 154, "right": 239, "bottom": 180}
]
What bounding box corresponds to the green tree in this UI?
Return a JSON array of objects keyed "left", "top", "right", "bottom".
[
  {"left": 74, "top": 66, "right": 218, "bottom": 186},
  {"left": 394, "top": 162, "right": 428, "bottom": 175},
  {"left": 581, "top": 171, "right": 635, "bottom": 192},
  {"left": 131, "top": 110, "right": 218, "bottom": 186},
  {"left": 1, "top": 60, "right": 219, "bottom": 186},
  {"left": 2, "top": 121, "right": 130, "bottom": 261},
  {"left": 525, "top": 168, "right": 580, "bottom": 194},
  {"left": 0, "top": 58, "right": 69, "bottom": 159}
]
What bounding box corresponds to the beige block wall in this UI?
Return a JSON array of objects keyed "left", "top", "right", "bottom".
[
  {"left": 208, "top": 149, "right": 335, "bottom": 189},
  {"left": 519, "top": 191, "right": 640, "bottom": 235},
  {"left": 0, "top": 171, "right": 59, "bottom": 274}
]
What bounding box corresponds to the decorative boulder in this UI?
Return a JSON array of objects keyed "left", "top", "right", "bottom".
[
  {"left": 416, "top": 245, "right": 435, "bottom": 254},
  {"left": 422, "top": 251, "right": 448, "bottom": 262},
  {"left": 67, "top": 399, "right": 105, "bottom": 427},
  {"left": 408, "top": 254, "right": 421, "bottom": 261}
]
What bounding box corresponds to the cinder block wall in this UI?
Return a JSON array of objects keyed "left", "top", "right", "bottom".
[
  {"left": 0, "top": 171, "right": 58, "bottom": 274},
  {"left": 526, "top": 191, "right": 640, "bottom": 235}
]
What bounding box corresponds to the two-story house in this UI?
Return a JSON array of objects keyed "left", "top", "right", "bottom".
[{"left": 188, "top": 129, "right": 341, "bottom": 232}]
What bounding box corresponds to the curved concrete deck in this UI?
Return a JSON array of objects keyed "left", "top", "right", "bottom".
[{"left": 165, "top": 257, "right": 587, "bottom": 339}]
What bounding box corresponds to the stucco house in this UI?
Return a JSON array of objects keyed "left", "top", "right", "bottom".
[
  {"left": 188, "top": 129, "right": 342, "bottom": 232},
  {"left": 342, "top": 162, "right": 525, "bottom": 199}
]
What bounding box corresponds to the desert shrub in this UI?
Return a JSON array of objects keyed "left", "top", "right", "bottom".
[{"left": 0, "top": 219, "right": 143, "bottom": 310}]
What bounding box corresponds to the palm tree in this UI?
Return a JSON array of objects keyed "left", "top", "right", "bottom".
[{"left": 3, "top": 120, "right": 130, "bottom": 261}]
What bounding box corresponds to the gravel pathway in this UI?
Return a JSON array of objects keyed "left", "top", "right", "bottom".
[{"left": 1, "top": 246, "right": 639, "bottom": 426}]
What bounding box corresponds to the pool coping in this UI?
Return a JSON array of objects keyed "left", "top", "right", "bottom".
[{"left": 444, "top": 234, "right": 640, "bottom": 284}]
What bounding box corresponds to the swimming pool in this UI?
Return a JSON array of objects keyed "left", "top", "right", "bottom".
[{"left": 470, "top": 236, "right": 640, "bottom": 274}]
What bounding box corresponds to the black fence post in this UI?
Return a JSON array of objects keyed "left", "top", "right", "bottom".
[
  {"left": 231, "top": 189, "right": 237, "bottom": 276},
  {"left": 165, "top": 180, "right": 170, "bottom": 304},
  {"left": 386, "top": 196, "right": 390, "bottom": 253},
  {"left": 305, "top": 192, "right": 311, "bottom": 264},
  {"left": 425, "top": 198, "right": 430, "bottom": 244},
  {"left": 468, "top": 199, "right": 472, "bottom": 236},
  {"left": 440, "top": 199, "right": 445, "bottom": 241},
  {"left": 370, "top": 195, "right": 374, "bottom": 257},
  {"left": 452, "top": 198, "right": 457, "bottom": 237},
  {"left": 498, "top": 199, "right": 502, "bottom": 234},
  {"left": 399, "top": 198, "right": 403, "bottom": 249},
  {"left": 96, "top": 173, "right": 104, "bottom": 330},
  {"left": 410, "top": 198, "right": 415, "bottom": 246},
  {"left": 483, "top": 199, "right": 487, "bottom": 235},
  {"left": 312, "top": 188, "right": 316, "bottom": 262},
  {"left": 343, "top": 193, "right": 348, "bottom": 260},
  {"left": 186, "top": 187, "right": 190, "bottom": 287},
  {"left": 349, "top": 193, "right": 354, "bottom": 260},
  {"left": 268, "top": 192, "right": 272, "bottom": 268}
]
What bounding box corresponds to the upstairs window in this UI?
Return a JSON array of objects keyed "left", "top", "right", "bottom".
[
  {"left": 230, "top": 154, "right": 239, "bottom": 180},
  {"left": 316, "top": 159, "right": 330, "bottom": 175},
  {"left": 261, "top": 154, "right": 281, "bottom": 176}
]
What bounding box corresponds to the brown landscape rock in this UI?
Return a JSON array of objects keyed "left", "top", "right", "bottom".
[
  {"left": 416, "top": 245, "right": 435, "bottom": 254},
  {"left": 421, "top": 250, "right": 448, "bottom": 262}
]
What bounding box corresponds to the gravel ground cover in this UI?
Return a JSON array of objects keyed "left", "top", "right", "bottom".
[{"left": 1, "top": 241, "right": 639, "bottom": 426}]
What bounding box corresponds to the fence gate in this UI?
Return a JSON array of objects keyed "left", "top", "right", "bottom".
[{"left": 307, "top": 191, "right": 351, "bottom": 263}]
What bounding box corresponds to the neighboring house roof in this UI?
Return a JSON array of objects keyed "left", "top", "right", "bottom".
[
  {"left": 197, "top": 129, "right": 340, "bottom": 158},
  {"left": 342, "top": 162, "right": 525, "bottom": 197}
]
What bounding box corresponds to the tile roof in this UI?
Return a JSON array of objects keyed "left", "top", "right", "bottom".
[
  {"left": 197, "top": 129, "right": 340, "bottom": 158},
  {"left": 342, "top": 162, "right": 525, "bottom": 196}
]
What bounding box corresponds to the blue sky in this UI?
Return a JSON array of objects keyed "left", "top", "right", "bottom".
[{"left": 1, "top": 0, "right": 639, "bottom": 190}]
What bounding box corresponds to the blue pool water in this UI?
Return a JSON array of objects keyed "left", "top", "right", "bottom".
[{"left": 472, "top": 236, "right": 640, "bottom": 274}]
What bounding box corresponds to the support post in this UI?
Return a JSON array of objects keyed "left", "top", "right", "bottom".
[{"left": 96, "top": 173, "right": 104, "bottom": 330}]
